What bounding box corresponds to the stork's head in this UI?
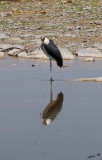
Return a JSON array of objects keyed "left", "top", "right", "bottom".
[{"left": 41, "top": 36, "right": 50, "bottom": 45}]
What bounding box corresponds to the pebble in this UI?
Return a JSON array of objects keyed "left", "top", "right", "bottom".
[
  {"left": 11, "top": 37, "right": 24, "bottom": 42},
  {"left": 84, "top": 57, "right": 95, "bottom": 62},
  {"left": 18, "top": 52, "right": 28, "bottom": 58},
  {"left": 0, "top": 34, "right": 8, "bottom": 39},
  {"left": 0, "top": 52, "right": 5, "bottom": 58}
]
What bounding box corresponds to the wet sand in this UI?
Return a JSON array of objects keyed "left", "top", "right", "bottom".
[{"left": 0, "top": 57, "right": 102, "bottom": 160}]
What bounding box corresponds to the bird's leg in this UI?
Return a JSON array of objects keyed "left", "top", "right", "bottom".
[
  {"left": 50, "top": 79, "right": 53, "bottom": 103},
  {"left": 49, "top": 58, "right": 53, "bottom": 81}
]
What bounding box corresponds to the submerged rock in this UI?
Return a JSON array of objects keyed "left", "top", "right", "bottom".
[
  {"left": 84, "top": 57, "right": 95, "bottom": 62},
  {"left": 73, "top": 77, "right": 102, "bottom": 82},
  {"left": 76, "top": 48, "right": 102, "bottom": 58}
]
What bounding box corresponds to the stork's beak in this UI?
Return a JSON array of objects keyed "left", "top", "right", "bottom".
[{"left": 41, "top": 36, "right": 45, "bottom": 42}]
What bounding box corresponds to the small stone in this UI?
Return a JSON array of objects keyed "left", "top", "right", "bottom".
[
  {"left": 23, "top": 34, "right": 32, "bottom": 37},
  {"left": 12, "top": 64, "right": 16, "bottom": 66},
  {"left": 65, "top": 33, "right": 76, "bottom": 37},
  {"left": 32, "top": 64, "right": 35, "bottom": 67},
  {"left": 94, "top": 21, "right": 102, "bottom": 25},
  {"left": 67, "top": 0, "right": 72, "bottom": 3},
  {"left": 84, "top": 57, "right": 95, "bottom": 62},
  {"left": 11, "top": 37, "right": 24, "bottom": 42},
  {"left": 0, "top": 12, "right": 7, "bottom": 18},
  {"left": 76, "top": 25, "right": 81, "bottom": 29},
  {"left": 0, "top": 52, "right": 5, "bottom": 59},
  {"left": 0, "top": 34, "right": 8, "bottom": 39},
  {"left": 18, "top": 52, "right": 28, "bottom": 58}
]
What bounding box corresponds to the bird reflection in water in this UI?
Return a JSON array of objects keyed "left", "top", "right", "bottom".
[{"left": 41, "top": 82, "right": 64, "bottom": 126}]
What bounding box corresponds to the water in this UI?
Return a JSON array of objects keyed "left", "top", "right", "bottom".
[{"left": 0, "top": 57, "right": 102, "bottom": 160}]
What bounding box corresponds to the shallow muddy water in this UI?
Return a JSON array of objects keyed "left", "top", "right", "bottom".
[{"left": 0, "top": 57, "right": 102, "bottom": 160}]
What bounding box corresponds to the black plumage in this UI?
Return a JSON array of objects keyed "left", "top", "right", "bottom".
[
  {"left": 41, "top": 37, "right": 63, "bottom": 67},
  {"left": 43, "top": 44, "right": 63, "bottom": 67},
  {"left": 41, "top": 37, "right": 63, "bottom": 81}
]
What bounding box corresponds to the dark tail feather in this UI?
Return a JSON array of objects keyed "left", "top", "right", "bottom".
[{"left": 57, "top": 58, "right": 63, "bottom": 68}]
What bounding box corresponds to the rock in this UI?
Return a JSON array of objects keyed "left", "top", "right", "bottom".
[
  {"left": 88, "top": 28, "right": 99, "bottom": 32},
  {"left": 76, "top": 48, "right": 102, "bottom": 58},
  {"left": 59, "top": 48, "right": 75, "bottom": 60},
  {"left": 0, "top": 44, "right": 24, "bottom": 51},
  {"left": 29, "top": 49, "right": 48, "bottom": 60},
  {"left": 39, "top": 10, "right": 47, "bottom": 15},
  {"left": 0, "top": 12, "right": 7, "bottom": 18},
  {"left": 22, "top": 34, "right": 32, "bottom": 37},
  {"left": 0, "top": 34, "right": 8, "bottom": 39},
  {"left": 67, "top": 42, "right": 77, "bottom": 48},
  {"left": 11, "top": 37, "right": 24, "bottom": 42},
  {"left": 92, "top": 42, "right": 102, "bottom": 50},
  {"left": 73, "top": 77, "right": 102, "bottom": 82},
  {"left": 84, "top": 57, "right": 95, "bottom": 62},
  {"left": 67, "top": 0, "right": 72, "bottom": 3},
  {"left": 0, "top": 52, "right": 5, "bottom": 59},
  {"left": 83, "top": 7, "right": 91, "bottom": 10},
  {"left": 30, "top": 48, "right": 75, "bottom": 60},
  {"left": 76, "top": 25, "right": 81, "bottom": 29},
  {"left": 94, "top": 21, "right": 102, "bottom": 25},
  {"left": 8, "top": 49, "right": 21, "bottom": 56},
  {"left": 18, "top": 52, "right": 28, "bottom": 58},
  {"left": 65, "top": 33, "right": 76, "bottom": 37}
]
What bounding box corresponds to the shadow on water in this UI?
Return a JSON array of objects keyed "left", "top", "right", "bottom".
[{"left": 40, "top": 81, "right": 64, "bottom": 126}]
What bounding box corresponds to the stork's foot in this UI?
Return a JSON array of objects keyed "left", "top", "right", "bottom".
[{"left": 50, "top": 77, "right": 54, "bottom": 82}]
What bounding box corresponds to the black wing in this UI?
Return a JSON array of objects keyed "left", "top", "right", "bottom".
[
  {"left": 44, "top": 44, "right": 63, "bottom": 67},
  {"left": 49, "top": 40, "right": 58, "bottom": 49}
]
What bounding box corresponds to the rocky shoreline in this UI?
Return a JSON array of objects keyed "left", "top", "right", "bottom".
[
  {"left": 0, "top": 0, "right": 102, "bottom": 61},
  {"left": 0, "top": 42, "right": 102, "bottom": 62}
]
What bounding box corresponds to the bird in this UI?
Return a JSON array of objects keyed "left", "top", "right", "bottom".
[
  {"left": 41, "top": 92, "right": 64, "bottom": 126},
  {"left": 40, "top": 37, "right": 63, "bottom": 81}
]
